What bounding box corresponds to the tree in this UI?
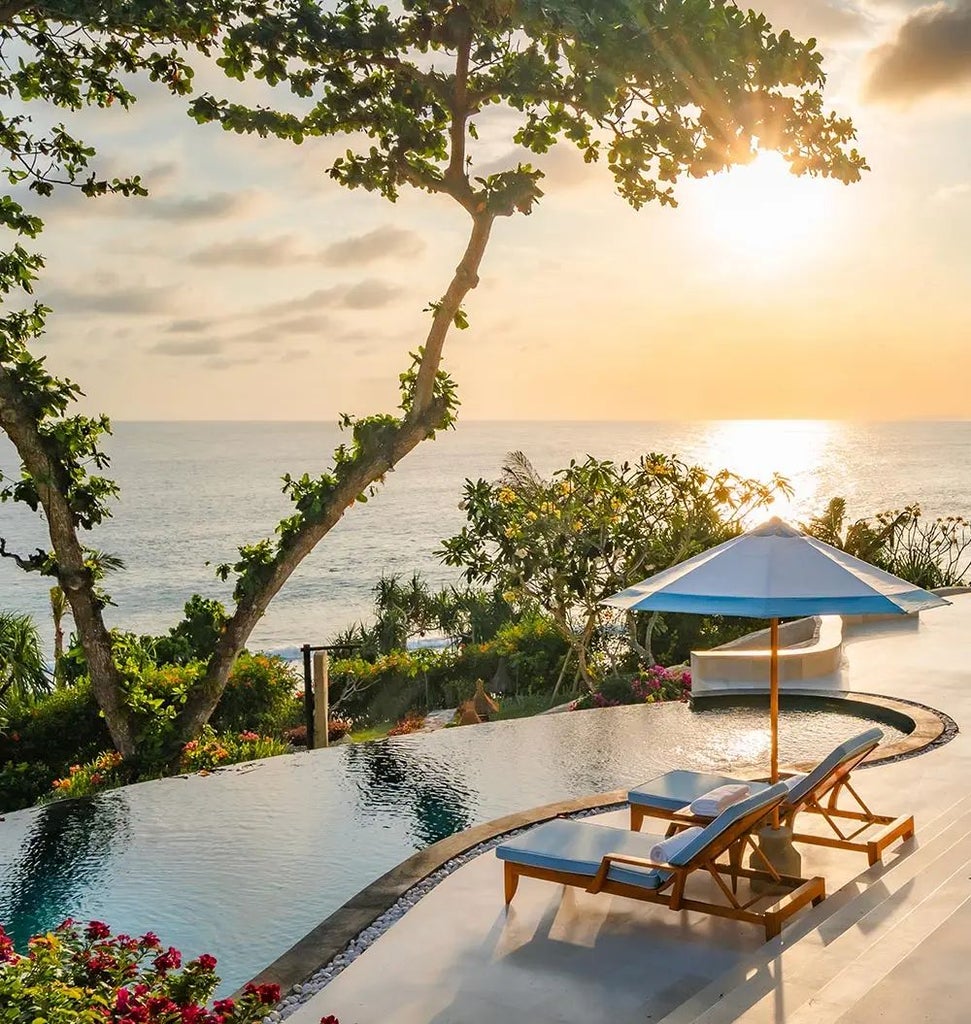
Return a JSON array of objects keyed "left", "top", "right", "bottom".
[
  {"left": 0, "top": 1, "right": 275, "bottom": 757},
  {"left": 0, "top": 610, "right": 48, "bottom": 708},
  {"left": 439, "top": 451, "right": 789, "bottom": 683},
  {"left": 0, "top": 0, "right": 867, "bottom": 758}
]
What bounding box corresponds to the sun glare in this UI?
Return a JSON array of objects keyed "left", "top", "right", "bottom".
[
  {"left": 702, "top": 420, "right": 835, "bottom": 525},
  {"left": 689, "top": 152, "right": 832, "bottom": 269}
]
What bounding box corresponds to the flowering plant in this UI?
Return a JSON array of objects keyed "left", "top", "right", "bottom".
[
  {"left": 49, "top": 750, "right": 126, "bottom": 800},
  {"left": 570, "top": 665, "right": 691, "bottom": 711},
  {"left": 0, "top": 919, "right": 280, "bottom": 1024},
  {"left": 180, "top": 726, "right": 290, "bottom": 773}
]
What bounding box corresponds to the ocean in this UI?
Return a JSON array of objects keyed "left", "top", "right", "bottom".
[{"left": 1, "top": 420, "right": 969, "bottom": 659}]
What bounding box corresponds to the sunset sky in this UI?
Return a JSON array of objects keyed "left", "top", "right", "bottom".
[{"left": 23, "top": 0, "right": 971, "bottom": 421}]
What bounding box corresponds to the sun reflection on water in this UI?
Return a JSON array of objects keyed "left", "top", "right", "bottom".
[{"left": 701, "top": 420, "right": 837, "bottom": 525}]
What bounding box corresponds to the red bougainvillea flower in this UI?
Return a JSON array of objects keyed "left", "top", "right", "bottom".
[
  {"left": 193, "top": 953, "right": 218, "bottom": 971},
  {"left": 140, "top": 932, "right": 162, "bottom": 949},
  {"left": 0, "top": 927, "right": 18, "bottom": 964},
  {"left": 153, "top": 946, "right": 182, "bottom": 972},
  {"left": 320, "top": 1016, "right": 341, "bottom": 1024},
  {"left": 243, "top": 982, "right": 281, "bottom": 1005},
  {"left": 212, "top": 999, "right": 235, "bottom": 1015},
  {"left": 85, "top": 920, "right": 112, "bottom": 940}
]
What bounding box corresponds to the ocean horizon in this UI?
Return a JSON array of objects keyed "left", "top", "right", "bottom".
[{"left": 2, "top": 419, "right": 969, "bottom": 659}]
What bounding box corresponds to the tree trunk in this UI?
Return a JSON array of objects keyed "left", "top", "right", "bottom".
[
  {"left": 51, "top": 587, "right": 66, "bottom": 686},
  {"left": 174, "top": 212, "right": 495, "bottom": 744},
  {"left": 0, "top": 369, "right": 138, "bottom": 756}
]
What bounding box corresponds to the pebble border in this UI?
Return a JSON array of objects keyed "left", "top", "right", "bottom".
[{"left": 267, "top": 802, "right": 625, "bottom": 1021}]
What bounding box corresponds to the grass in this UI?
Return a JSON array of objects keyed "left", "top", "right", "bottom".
[
  {"left": 348, "top": 721, "right": 396, "bottom": 742},
  {"left": 493, "top": 693, "right": 568, "bottom": 720}
]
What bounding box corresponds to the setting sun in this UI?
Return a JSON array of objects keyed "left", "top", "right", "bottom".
[{"left": 689, "top": 152, "right": 833, "bottom": 268}]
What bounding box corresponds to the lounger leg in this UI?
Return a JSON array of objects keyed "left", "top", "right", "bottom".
[
  {"left": 630, "top": 806, "right": 645, "bottom": 831},
  {"left": 504, "top": 863, "right": 520, "bottom": 905}
]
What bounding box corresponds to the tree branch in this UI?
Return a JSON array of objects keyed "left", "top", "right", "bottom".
[{"left": 0, "top": 538, "right": 46, "bottom": 571}]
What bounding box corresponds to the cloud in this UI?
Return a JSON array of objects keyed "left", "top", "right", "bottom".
[
  {"left": 138, "top": 189, "right": 266, "bottom": 222},
  {"left": 321, "top": 226, "right": 424, "bottom": 265},
  {"left": 44, "top": 282, "right": 174, "bottom": 315},
  {"left": 230, "top": 314, "right": 330, "bottom": 345},
  {"left": 189, "top": 236, "right": 305, "bottom": 267},
  {"left": 934, "top": 182, "right": 971, "bottom": 201},
  {"left": 166, "top": 318, "right": 213, "bottom": 333},
  {"left": 864, "top": 1, "right": 971, "bottom": 104},
  {"left": 264, "top": 278, "right": 401, "bottom": 316},
  {"left": 188, "top": 226, "right": 424, "bottom": 268},
  {"left": 150, "top": 338, "right": 224, "bottom": 357},
  {"left": 279, "top": 349, "right": 311, "bottom": 363}
]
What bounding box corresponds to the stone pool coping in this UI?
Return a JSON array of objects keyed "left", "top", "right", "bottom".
[{"left": 239, "top": 690, "right": 947, "bottom": 1002}]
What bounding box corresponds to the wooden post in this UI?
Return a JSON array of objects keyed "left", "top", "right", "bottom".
[
  {"left": 313, "top": 650, "right": 330, "bottom": 748},
  {"left": 302, "top": 644, "right": 315, "bottom": 750},
  {"left": 770, "top": 617, "right": 780, "bottom": 828}
]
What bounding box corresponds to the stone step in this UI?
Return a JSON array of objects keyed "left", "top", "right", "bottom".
[
  {"left": 784, "top": 862, "right": 971, "bottom": 1023},
  {"left": 657, "top": 793, "right": 971, "bottom": 1024}
]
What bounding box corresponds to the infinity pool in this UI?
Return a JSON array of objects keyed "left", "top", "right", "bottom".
[{"left": 0, "top": 700, "right": 908, "bottom": 994}]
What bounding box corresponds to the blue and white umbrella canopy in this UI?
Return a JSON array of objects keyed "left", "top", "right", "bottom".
[
  {"left": 603, "top": 517, "right": 950, "bottom": 619},
  {"left": 603, "top": 517, "right": 948, "bottom": 784}
]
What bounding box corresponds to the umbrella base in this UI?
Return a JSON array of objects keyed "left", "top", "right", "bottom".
[{"left": 749, "top": 824, "right": 802, "bottom": 893}]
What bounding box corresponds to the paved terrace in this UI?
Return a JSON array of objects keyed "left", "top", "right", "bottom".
[{"left": 287, "top": 595, "right": 971, "bottom": 1024}]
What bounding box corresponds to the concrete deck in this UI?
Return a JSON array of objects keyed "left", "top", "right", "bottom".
[{"left": 288, "top": 596, "right": 971, "bottom": 1024}]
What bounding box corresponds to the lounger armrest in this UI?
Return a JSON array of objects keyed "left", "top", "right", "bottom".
[{"left": 587, "top": 852, "right": 671, "bottom": 894}]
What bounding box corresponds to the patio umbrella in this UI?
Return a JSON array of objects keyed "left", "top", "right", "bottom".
[{"left": 603, "top": 517, "right": 948, "bottom": 785}]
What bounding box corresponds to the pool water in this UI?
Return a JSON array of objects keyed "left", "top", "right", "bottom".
[{"left": 0, "top": 701, "right": 907, "bottom": 994}]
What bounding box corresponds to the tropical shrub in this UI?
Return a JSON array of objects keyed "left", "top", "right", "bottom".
[
  {"left": 0, "top": 758, "right": 55, "bottom": 810},
  {"left": 0, "top": 610, "right": 49, "bottom": 709},
  {"left": 0, "top": 680, "right": 110, "bottom": 771},
  {"left": 0, "top": 919, "right": 280, "bottom": 1023},
  {"left": 153, "top": 595, "right": 229, "bottom": 666},
  {"left": 49, "top": 751, "right": 126, "bottom": 801},
  {"left": 803, "top": 499, "right": 971, "bottom": 590},
  {"left": 179, "top": 727, "right": 290, "bottom": 773},
  {"left": 210, "top": 654, "right": 302, "bottom": 735}
]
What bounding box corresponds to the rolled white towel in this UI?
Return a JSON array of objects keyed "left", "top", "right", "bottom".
[
  {"left": 649, "top": 826, "right": 704, "bottom": 864},
  {"left": 782, "top": 772, "right": 808, "bottom": 793},
  {"left": 689, "top": 783, "right": 751, "bottom": 817}
]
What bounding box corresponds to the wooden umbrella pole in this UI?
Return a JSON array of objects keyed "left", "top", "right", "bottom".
[
  {"left": 770, "top": 617, "right": 780, "bottom": 827},
  {"left": 770, "top": 617, "right": 780, "bottom": 781}
]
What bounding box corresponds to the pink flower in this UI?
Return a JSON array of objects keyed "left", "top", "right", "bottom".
[
  {"left": 85, "top": 920, "right": 112, "bottom": 941},
  {"left": 139, "top": 932, "right": 161, "bottom": 950}
]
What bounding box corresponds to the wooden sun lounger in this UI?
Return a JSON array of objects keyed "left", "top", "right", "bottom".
[
  {"left": 497, "top": 784, "right": 825, "bottom": 941},
  {"left": 628, "top": 728, "right": 915, "bottom": 866}
]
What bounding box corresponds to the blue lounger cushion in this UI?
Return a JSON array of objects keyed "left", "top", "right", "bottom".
[
  {"left": 496, "top": 819, "right": 672, "bottom": 889},
  {"left": 787, "top": 727, "right": 883, "bottom": 804},
  {"left": 628, "top": 728, "right": 884, "bottom": 814},
  {"left": 629, "top": 770, "right": 771, "bottom": 812}
]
